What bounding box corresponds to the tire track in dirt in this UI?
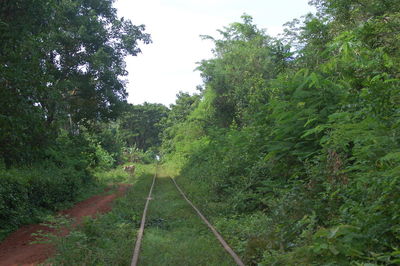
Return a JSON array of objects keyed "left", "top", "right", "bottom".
[{"left": 0, "top": 184, "right": 130, "bottom": 266}]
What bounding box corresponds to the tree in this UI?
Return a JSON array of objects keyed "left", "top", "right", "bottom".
[
  {"left": 0, "top": 0, "right": 151, "bottom": 166},
  {"left": 160, "top": 91, "right": 201, "bottom": 155},
  {"left": 120, "top": 103, "right": 169, "bottom": 151},
  {"left": 197, "top": 15, "right": 292, "bottom": 127},
  {"left": 161, "top": 5, "right": 400, "bottom": 264}
]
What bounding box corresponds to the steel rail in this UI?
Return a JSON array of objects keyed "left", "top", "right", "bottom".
[
  {"left": 130, "top": 167, "right": 157, "bottom": 266},
  {"left": 170, "top": 177, "right": 245, "bottom": 266}
]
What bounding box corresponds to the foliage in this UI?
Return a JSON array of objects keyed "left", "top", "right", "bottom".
[
  {"left": 162, "top": 3, "right": 400, "bottom": 265},
  {"left": 0, "top": 0, "right": 151, "bottom": 166},
  {"left": 197, "top": 14, "right": 291, "bottom": 127},
  {"left": 0, "top": 0, "right": 151, "bottom": 240},
  {"left": 0, "top": 132, "right": 98, "bottom": 240},
  {"left": 44, "top": 165, "right": 155, "bottom": 265},
  {"left": 161, "top": 91, "right": 201, "bottom": 156},
  {"left": 90, "top": 121, "right": 126, "bottom": 165},
  {"left": 119, "top": 102, "right": 169, "bottom": 151},
  {"left": 122, "top": 146, "right": 158, "bottom": 164}
]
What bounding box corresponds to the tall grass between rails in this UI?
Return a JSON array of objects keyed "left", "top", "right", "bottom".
[{"left": 139, "top": 168, "right": 234, "bottom": 265}]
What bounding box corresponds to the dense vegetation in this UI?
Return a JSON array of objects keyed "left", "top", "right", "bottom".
[
  {"left": 43, "top": 164, "right": 155, "bottom": 265},
  {"left": 161, "top": 1, "right": 400, "bottom": 265},
  {"left": 0, "top": 0, "right": 160, "bottom": 240},
  {"left": 1, "top": 0, "right": 399, "bottom": 265}
]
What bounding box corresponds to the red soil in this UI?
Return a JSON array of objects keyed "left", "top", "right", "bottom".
[{"left": 0, "top": 184, "right": 130, "bottom": 266}]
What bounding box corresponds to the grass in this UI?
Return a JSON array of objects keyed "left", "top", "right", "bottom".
[
  {"left": 43, "top": 164, "right": 236, "bottom": 265},
  {"left": 44, "top": 164, "right": 156, "bottom": 265},
  {"left": 139, "top": 169, "right": 235, "bottom": 266}
]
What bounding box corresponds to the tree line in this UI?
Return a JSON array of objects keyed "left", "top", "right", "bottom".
[
  {"left": 1, "top": 0, "right": 400, "bottom": 264},
  {"left": 0, "top": 0, "right": 169, "bottom": 239},
  {"left": 160, "top": 0, "right": 400, "bottom": 264}
]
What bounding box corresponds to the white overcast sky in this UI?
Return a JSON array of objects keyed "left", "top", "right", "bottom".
[{"left": 114, "top": 0, "right": 316, "bottom": 107}]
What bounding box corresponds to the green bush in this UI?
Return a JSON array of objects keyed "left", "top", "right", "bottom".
[
  {"left": 122, "top": 147, "right": 157, "bottom": 164},
  {"left": 44, "top": 166, "right": 155, "bottom": 265},
  {"left": 0, "top": 161, "right": 94, "bottom": 240},
  {"left": 0, "top": 131, "right": 103, "bottom": 240},
  {"left": 159, "top": 6, "right": 400, "bottom": 265}
]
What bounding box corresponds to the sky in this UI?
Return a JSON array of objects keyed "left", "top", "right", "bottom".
[{"left": 114, "top": 0, "right": 316, "bottom": 107}]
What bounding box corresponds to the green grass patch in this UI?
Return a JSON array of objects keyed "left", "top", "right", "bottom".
[
  {"left": 139, "top": 171, "right": 235, "bottom": 265},
  {"left": 44, "top": 164, "right": 156, "bottom": 265},
  {"left": 163, "top": 165, "right": 255, "bottom": 263}
]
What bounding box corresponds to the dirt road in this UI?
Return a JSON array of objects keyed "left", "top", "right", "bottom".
[{"left": 0, "top": 184, "right": 130, "bottom": 266}]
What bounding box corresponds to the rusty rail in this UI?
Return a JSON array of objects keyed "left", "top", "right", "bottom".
[
  {"left": 130, "top": 167, "right": 157, "bottom": 266},
  {"left": 170, "top": 177, "right": 245, "bottom": 266}
]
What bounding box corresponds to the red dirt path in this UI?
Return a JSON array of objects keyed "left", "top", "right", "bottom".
[{"left": 0, "top": 184, "right": 130, "bottom": 266}]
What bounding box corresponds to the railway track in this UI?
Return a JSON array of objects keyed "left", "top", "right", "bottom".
[
  {"left": 130, "top": 166, "right": 245, "bottom": 266},
  {"left": 130, "top": 167, "right": 157, "bottom": 266}
]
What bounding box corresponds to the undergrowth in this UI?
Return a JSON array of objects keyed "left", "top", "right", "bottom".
[
  {"left": 43, "top": 164, "right": 155, "bottom": 265},
  {"left": 0, "top": 163, "right": 99, "bottom": 241}
]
